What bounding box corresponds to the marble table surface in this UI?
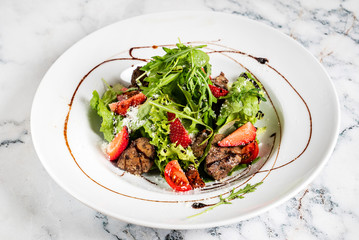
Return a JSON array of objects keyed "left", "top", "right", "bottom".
[{"left": 1, "top": 0, "right": 358, "bottom": 239}]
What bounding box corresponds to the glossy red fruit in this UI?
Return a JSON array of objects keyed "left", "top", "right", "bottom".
[
  {"left": 109, "top": 92, "right": 147, "bottom": 116},
  {"left": 164, "top": 160, "right": 192, "bottom": 192},
  {"left": 106, "top": 126, "right": 129, "bottom": 161},
  {"left": 167, "top": 113, "right": 192, "bottom": 148},
  {"left": 167, "top": 112, "right": 176, "bottom": 121},
  {"left": 208, "top": 84, "right": 229, "bottom": 98},
  {"left": 241, "top": 141, "right": 259, "bottom": 164},
  {"left": 218, "top": 122, "right": 257, "bottom": 147}
]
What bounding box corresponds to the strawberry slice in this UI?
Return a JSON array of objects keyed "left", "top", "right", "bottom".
[
  {"left": 218, "top": 122, "right": 256, "bottom": 147},
  {"left": 208, "top": 84, "right": 229, "bottom": 98},
  {"left": 106, "top": 126, "right": 129, "bottom": 161},
  {"left": 109, "top": 92, "right": 146, "bottom": 116},
  {"left": 167, "top": 112, "right": 176, "bottom": 121},
  {"left": 167, "top": 113, "right": 192, "bottom": 148}
]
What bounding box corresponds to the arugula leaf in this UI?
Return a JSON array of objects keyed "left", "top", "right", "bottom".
[
  {"left": 140, "top": 43, "right": 216, "bottom": 129},
  {"left": 148, "top": 100, "right": 211, "bottom": 132},
  {"left": 142, "top": 72, "right": 181, "bottom": 97}
]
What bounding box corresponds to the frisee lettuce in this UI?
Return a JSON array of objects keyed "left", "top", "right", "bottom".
[{"left": 142, "top": 95, "right": 196, "bottom": 172}]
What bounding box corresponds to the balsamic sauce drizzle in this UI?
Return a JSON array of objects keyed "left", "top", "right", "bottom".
[
  {"left": 63, "top": 40, "right": 312, "bottom": 206},
  {"left": 192, "top": 202, "right": 213, "bottom": 209},
  {"left": 254, "top": 57, "right": 268, "bottom": 64}
]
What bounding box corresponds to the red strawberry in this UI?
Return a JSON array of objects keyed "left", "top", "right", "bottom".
[
  {"left": 167, "top": 113, "right": 192, "bottom": 148},
  {"left": 106, "top": 126, "right": 129, "bottom": 161},
  {"left": 109, "top": 92, "right": 147, "bottom": 116},
  {"left": 218, "top": 122, "right": 256, "bottom": 147},
  {"left": 208, "top": 84, "right": 229, "bottom": 98},
  {"left": 167, "top": 112, "right": 176, "bottom": 121}
]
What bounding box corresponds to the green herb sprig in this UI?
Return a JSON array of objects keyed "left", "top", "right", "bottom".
[{"left": 188, "top": 182, "right": 263, "bottom": 218}]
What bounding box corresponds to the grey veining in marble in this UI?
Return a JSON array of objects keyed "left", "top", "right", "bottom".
[{"left": 1, "top": 0, "right": 359, "bottom": 239}]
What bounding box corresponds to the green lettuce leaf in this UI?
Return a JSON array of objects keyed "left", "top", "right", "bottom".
[
  {"left": 142, "top": 95, "right": 198, "bottom": 173},
  {"left": 90, "top": 90, "right": 123, "bottom": 142},
  {"left": 216, "top": 72, "right": 266, "bottom": 127}
]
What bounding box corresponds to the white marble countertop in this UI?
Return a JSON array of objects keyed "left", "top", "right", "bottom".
[{"left": 1, "top": 0, "right": 358, "bottom": 239}]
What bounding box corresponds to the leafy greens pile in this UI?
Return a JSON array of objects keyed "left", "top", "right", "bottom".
[{"left": 90, "top": 43, "right": 266, "bottom": 174}]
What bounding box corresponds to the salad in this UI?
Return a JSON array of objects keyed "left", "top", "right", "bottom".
[{"left": 90, "top": 43, "right": 266, "bottom": 192}]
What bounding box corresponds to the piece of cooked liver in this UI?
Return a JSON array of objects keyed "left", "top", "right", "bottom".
[
  {"left": 185, "top": 165, "right": 205, "bottom": 189},
  {"left": 212, "top": 72, "right": 229, "bottom": 90},
  {"left": 133, "top": 137, "right": 155, "bottom": 159},
  {"left": 206, "top": 155, "right": 241, "bottom": 180},
  {"left": 117, "top": 138, "right": 155, "bottom": 175},
  {"left": 191, "top": 130, "right": 210, "bottom": 158},
  {"left": 205, "top": 134, "right": 242, "bottom": 180},
  {"left": 139, "top": 153, "right": 153, "bottom": 173},
  {"left": 130, "top": 66, "right": 147, "bottom": 88},
  {"left": 118, "top": 145, "right": 142, "bottom": 175}
]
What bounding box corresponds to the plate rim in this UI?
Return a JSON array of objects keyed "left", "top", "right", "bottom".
[{"left": 30, "top": 10, "right": 340, "bottom": 229}]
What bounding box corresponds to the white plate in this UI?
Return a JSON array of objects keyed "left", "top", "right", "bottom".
[{"left": 31, "top": 11, "right": 340, "bottom": 229}]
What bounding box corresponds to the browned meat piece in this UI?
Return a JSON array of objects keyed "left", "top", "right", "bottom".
[
  {"left": 117, "top": 90, "right": 139, "bottom": 101},
  {"left": 130, "top": 66, "right": 147, "bottom": 88},
  {"left": 117, "top": 139, "right": 155, "bottom": 175},
  {"left": 206, "top": 155, "right": 241, "bottom": 180},
  {"left": 124, "top": 90, "right": 140, "bottom": 98},
  {"left": 191, "top": 130, "right": 210, "bottom": 158},
  {"left": 205, "top": 134, "right": 243, "bottom": 180},
  {"left": 212, "top": 134, "right": 226, "bottom": 144},
  {"left": 123, "top": 146, "right": 142, "bottom": 175},
  {"left": 230, "top": 146, "right": 242, "bottom": 155},
  {"left": 118, "top": 145, "right": 142, "bottom": 175},
  {"left": 139, "top": 153, "right": 153, "bottom": 172},
  {"left": 205, "top": 143, "right": 231, "bottom": 165},
  {"left": 117, "top": 149, "right": 126, "bottom": 169},
  {"left": 133, "top": 137, "right": 155, "bottom": 159},
  {"left": 185, "top": 165, "right": 205, "bottom": 189},
  {"left": 212, "top": 72, "right": 229, "bottom": 90}
]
